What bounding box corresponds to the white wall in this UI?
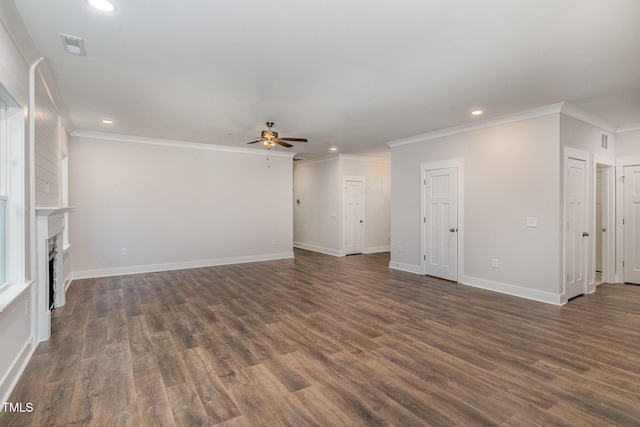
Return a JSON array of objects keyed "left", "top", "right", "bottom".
[
  {"left": 616, "top": 129, "right": 640, "bottom": 157},
  {"left": 293, "top": 157, "right": 341, "bottom": 255},
  {"left": 560, "top": 114, "right": 616, "bottom": 156},
  {"left": 69, "top": 136, "right": 294, "bottom": 278},
  {"left": 390, "top": 114, "right": 562, "bottom": 303}
]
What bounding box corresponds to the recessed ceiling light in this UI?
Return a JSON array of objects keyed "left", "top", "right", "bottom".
[
  {"left": 87, "top": 0, "right": 117, "bottom": 13},
  {"left": 101, "top": 119, "right": 113, "bottom": 125},
  {"left": 471, "top": 109, "right": 483, "bottom": 116},
  {"left": 329, "top": 146, "right": 338, "bottom": 152}
]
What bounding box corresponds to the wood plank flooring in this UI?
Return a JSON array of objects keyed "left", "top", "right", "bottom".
[{"left": 2, "top": 249, "right": 640, "bottom": 426}]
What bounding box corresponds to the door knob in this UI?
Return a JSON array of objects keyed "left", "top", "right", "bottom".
[
  {"left": 360, "top": 220, "right": 364, "bottom": 223},
  {"left": 582, "top": 232, "right": 589, "bottom": 237},
  {"left": 450, "top": 228, "right": 456, "bottom": 232}
]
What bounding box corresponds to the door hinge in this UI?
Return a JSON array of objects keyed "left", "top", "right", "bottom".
[
  {"left": 424, "top": 255, "right": 426, "bottom": 261},
  {"left": 623, "top": 218, "right": 625, "bottom": 225},
  {"left": 621, "top": 175, "right": 625, "bottom": 183},
  {"left": 424, "top": 217, "right": 426, "bottom": 223},
  {"left": 623, "top": 261, "right": 625, "bottom": 267}
]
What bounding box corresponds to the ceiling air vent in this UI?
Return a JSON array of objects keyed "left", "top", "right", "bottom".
[
  {"left": 60, "top": 33, "right": 86, "bottom": 56},
  {"left": 600, "top": 133, "right": 609, "bottom": 151}
]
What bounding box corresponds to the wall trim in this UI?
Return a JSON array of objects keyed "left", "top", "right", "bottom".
[
  {"left": 70, "top": 130, "right": 296, "bottom": 158},
  {"left": 365, "top": 245, "right": 391, "bottom": 254},
  {"left": 293, "top": 242, "right": 341, "bottom": 257},
  {"left": 339, "top": 154, "right": 389, "bottom": 162},
  {"left": 459, "top": 274, "right": 564, "bottom": 306},
  {"left": 615, "top": 156, "right": 640, "bottom": 283},
  {"left": 387, "top": 103, "right": 565, "bottom": 147},
  {"left": 386, "top": 102, "right": 626, "bottom": 149},
  {"left": 617, "top": 122, "right": 640, "bottom": 133},
  {"left": 559, "top": 103, "right": 616, "bottom": 133},
  {"left": 70, "top": 252, "right": 294, "bottom": 280},
  {"left": 388, "top": 261, "right": 422, "bottom": 274},
  {"left": 293, "top": 155, "right": 339, "bottom": 167}
]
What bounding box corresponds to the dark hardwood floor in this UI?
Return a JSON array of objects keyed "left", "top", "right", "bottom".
[{"left": 2, "top": 249, "right": 640, "bottom": 426}]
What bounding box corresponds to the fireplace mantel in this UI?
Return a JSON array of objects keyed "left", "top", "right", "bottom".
[{"left": 36, "top": 206, "right": 72, "bottom": 217}]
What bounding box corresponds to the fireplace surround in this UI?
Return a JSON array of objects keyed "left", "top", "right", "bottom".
[{"left": 35, "top": 207, "right": 70, "bottom": 342}]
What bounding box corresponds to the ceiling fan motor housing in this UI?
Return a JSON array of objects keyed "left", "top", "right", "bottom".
[{"left": 261, "top": 130, "right": 278, "bottom": 139}]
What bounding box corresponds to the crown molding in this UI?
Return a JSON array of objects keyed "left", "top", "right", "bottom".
[
  {"left": 293, "top": 154, "right": 339, "bottom": 167},
  {"left": 339, "top": 154, "right": 389, "bottom": 162},
  {"left": 387, "top": 103, "right": 565, "bottom": 147},
  {"left": 70, "top": 130, "right": 296, "bottom": 158},
  {"left": 559, "top": 103, "right": 616, "bottom": 133},
  {"left": 616, "top": 122, "right": 640, "bottom": 133}
]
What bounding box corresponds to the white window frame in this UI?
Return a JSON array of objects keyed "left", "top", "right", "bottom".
[
  {"left": 0, "top": 83, "right": 27, "bottom": 304},
  {"left": 0, "top": 102, "right": 7, "bottom": 286}
]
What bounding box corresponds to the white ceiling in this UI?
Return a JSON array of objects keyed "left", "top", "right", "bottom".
[{"left": 11, "top": 0, "right": 640, "bottom": 159}]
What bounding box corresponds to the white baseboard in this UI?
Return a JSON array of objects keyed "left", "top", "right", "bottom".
[
  {"left": 293, "top": 242, "right": 341, "bottom": 257},
  {"left": 70, "top": 252, "right": 295, "bottom": 280},
  {"left": 365, "top": 245, "right": 391, "bottom": 254},
  {"left": 459, "top": 275, "right": 564, "bottom": 306},
  {"left": 388, "top": 261, "right": 422, "bottom": 274},
  {"left": 0, "top": 338, "right": 34, "bottom": 403},
  {"left": 384, "top": 263, "right": 563, "bottom": 305}
]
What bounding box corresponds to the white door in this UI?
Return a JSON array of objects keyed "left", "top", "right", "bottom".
[
  {"left": 344, "top": 179, "right": 364, "bottom": 255},
  {"left": 565, "top": 157, "right": 588, "bottom": 299},
  {"left": 422, "top": 167, "right": 457, "bottom": 281},
  {"left": 624, "top": 165, "right": 640, "bottom": 284}
]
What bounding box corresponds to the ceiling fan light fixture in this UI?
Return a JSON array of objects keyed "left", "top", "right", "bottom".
[{"left": 86, "top": 0, "right": 117, "bottom": 13}]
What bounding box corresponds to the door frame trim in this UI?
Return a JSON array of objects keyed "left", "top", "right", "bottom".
[
  {"left": 342, "top": 175, "right": 365, "bottom": 256},
  {"left": 420, "top": 159, "right": 464, "bottom": 279},
  {"left": 616, "top": 156, "right": 640, "bottom": 284},
  {"left": 592, "top": 155, "right": 615, "bottom": 290},
  {"left": 563, "top": 147, "right": 590, "bottom": 301}
]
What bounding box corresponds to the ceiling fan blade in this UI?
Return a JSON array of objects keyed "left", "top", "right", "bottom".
[
  {"left": 275, "top": 140, "right": 293, "bottom": 148},
  {"left": 281, "top": 137, "right": 308, "bottom": 142},
  {"left": 246, "top": 140, "right": 260, "bottom": 144}
]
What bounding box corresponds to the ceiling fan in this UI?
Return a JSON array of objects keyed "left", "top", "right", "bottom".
[{"left": 247, "top": 122, "right": 308, "bottom": 149}]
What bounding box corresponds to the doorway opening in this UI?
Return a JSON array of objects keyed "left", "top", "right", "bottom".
[{"left": 593, "top": 161, "right": 614, "bottom": 288}]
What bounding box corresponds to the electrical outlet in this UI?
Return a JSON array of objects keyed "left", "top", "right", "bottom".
[
  {"left": 492, "top": 259, "right": 499, "bottom": 268},
  {"left": 121, "top": 248, "right": 127, "bottom": 256},
  {"left": 526, "top": 217, "right": 538, "bottom": 227}
]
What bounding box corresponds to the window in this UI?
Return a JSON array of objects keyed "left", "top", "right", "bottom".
[
  {"left": 0, "top": 83, "right": 25, "bottom": 290},
  {"left": 0, "top": 99, "right": 7, "bottom": 285}
]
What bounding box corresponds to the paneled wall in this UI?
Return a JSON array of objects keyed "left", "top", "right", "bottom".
[{"left": 34, "top": 71, "right": 61, "bottom": 207}]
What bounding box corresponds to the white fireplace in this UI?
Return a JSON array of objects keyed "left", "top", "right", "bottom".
[{"left": 35, "top": 207, "right": 71, "bottom": 342}]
